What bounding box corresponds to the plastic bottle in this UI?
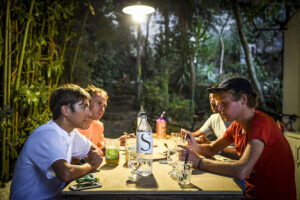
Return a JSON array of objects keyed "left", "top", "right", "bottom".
[
  {"left": 156, "top": 111, "right": 166, "bottom": 139},
  {"left": 137, "top": 105, "right": 145, "bottom": 128},
  {"left": 136, "top": 112, "right": 153, "bottom": 176}
]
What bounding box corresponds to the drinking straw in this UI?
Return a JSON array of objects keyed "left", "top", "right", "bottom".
[
  {"left": 183, "top": 152, "right": 189, "bottom": 171},
  {"left": 183, "top": 133, "right": 187, "bottom": 143}
]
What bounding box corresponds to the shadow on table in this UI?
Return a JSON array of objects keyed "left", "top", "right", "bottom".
[
  {"left": 122, "top": 163, "right": 129, "bottom": 168},
  {"left": 100, "top": 164, "right": 119, "bottom": 170},
  {"left": 179, "top": 183, "right": 203, "bottom": 191},
  {"left": 126, "top": 174, "right": 158, "bottom": 189},
  {"left": 192, "top": 170, "right": 205, "bottom": 175}
]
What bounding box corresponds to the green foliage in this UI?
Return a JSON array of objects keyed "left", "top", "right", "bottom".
[
  {"left": 167, "top": 94, "right": 193, "bottom": 122},
  {"left": 16, "top": 82, "right": 50, "bottom": 108},
  {"left": 86, "top": 10, "right": 136, "bottom": 92},
  {"left": 142, "top": 76, "right": 169, "bottom": 118},
  {"left": 142, "top": 76, "right": 193, "bottom": 127},
  {"left": 0, "top": 0, "right": 82, "bottom": 183}
]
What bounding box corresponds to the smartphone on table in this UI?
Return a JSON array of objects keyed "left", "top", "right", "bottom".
[{"left": 69, "top": 181, "right": 102, "bottom": 191}]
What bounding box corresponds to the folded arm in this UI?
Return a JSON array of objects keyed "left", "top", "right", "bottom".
[{"left": 52, "top": 146, "right": 103, "bottom": 182}]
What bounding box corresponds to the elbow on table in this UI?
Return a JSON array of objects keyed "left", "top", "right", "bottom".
[
  {"left": 54, "top": 166, "right": 75, "bottom": 183},
  {"left": 57, "top": 172, "right": 73, "bottom": 183},
  {"left": 235, "top": 167, "right": 250, "bottom": 180}
]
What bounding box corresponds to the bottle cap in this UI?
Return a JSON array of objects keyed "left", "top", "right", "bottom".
[
  {"left": 138, "top": 105, "right": 146, "bottom": 116},
  {"left": 159, "top": 111, "right": 166, "bottom": 119}
]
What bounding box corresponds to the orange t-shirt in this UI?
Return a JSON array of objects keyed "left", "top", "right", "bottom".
[{"left": 77, "top": 120, "right": 106, "bottom": 148}]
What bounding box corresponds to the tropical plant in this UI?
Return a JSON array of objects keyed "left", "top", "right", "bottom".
[{"left": 0, "top": 0, "right": 85, "bottom": 184}]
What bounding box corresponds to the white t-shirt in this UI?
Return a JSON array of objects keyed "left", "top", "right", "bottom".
[
  {"left": 10, "top": 120, "right": 91, "bottom": 200},
  {"left": 199, "top": 113, "right": 232, "bottom": 139}
]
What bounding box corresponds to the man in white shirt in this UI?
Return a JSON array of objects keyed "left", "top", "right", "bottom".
[
  {"left": 181, "top": 87, "right": 238, "bottom": 159},
  {"left": 192, "top": 91, "right": 232, "bottom": 142},
  {"left": 10, "top": 84, "right": 103, "bottom": 200}
]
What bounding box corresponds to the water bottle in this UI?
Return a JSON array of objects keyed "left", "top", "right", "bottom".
[
  {"left": 136, "top": 112, "right": 153, "bottom": 176},
  {"left": 137, "top": 105, "right": 145, "bottom": 129}
]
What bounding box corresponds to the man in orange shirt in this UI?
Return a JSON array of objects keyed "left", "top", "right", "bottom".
[
  {"left": 76, "top": 85, "right": 108, "bottom": 150},
  {"left": 75, "top": 85, "right": 132, "bottom": 152}
]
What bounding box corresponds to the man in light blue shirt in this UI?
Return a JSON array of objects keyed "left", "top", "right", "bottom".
[{"left": 10, "top": 84, "right": 103, "bottom": 200}]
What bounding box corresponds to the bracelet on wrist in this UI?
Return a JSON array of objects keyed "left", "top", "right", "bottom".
[{"left": 197, "top": 158, "right": 203, "bottom": 169}]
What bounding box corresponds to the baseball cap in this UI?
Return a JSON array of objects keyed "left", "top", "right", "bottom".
[{"left": 206, "top": 77, "right": 257, "bottom": 97}]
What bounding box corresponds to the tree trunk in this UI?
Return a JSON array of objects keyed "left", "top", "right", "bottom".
[
  {"left": 219, "top": 14, "right": 230, "bottom": 77},
  {"left": 163, "top": 9, "right": 170, "bottom": 90},
  {"left": 232, "top": 2, "right": 267, "bottom": 110},
  {"left": 181, "top": 20, "right": 195, "bottom": 112},
  {"left": 188, "top": 53, "right": 196, "bottom": 110},
  {"left": 163, "top": 9, "right": 170, "bottom": 56},
  {"left": 219, "top": 34, "right": 224, "bottom": 74}
]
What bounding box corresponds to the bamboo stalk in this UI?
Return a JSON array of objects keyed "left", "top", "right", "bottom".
[
  {"left": 55, "top": 20, "right": 72, "bottom": 87},
  {"left": 61, "top": 20, "right": 72, "bottom": 61},
  {"left": 70, "top": 11, "right": 88, "bottom": 82},
  {"left": 6, "top": 0, "right": 12, "bottom": 179},
  {"left": 27, "top": 22, "right": 33, "bottom": 86},
  {"left": 2, "top": 0, "right": 11, "bottom": 182},
  {"left": 3, "top": 0, "right": 9, "bottom": 106},
  {"left": 15, "top": 0, "right": 35, "bottom": 92},
  {"left": 8, "top": 4, "right": 12, "bottom": 104},
  {"left": 0, "top": 14, "right": 3, "bottom": 71}
]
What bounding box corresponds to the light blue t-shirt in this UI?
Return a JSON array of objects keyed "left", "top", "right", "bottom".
[{"left": 10, "top": 120, "right": 91, "bottom": 200}]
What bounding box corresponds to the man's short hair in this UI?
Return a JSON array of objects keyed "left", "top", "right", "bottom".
[
  {"left": 50, "top": 84, "right": 90, "bottom": 120},
  {"left": 227, "top": 89, "right": 258, "bottom": 108},
  {"left": 207, "top": 77, "right": 258, "bottom": 108},
  {"left": 85, "top": 85, "right": 108, "bottom": 100}
]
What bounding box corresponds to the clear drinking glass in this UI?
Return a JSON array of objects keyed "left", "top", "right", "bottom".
[
  {"left": 127, "top": 151, "right": 140, "bottom": 181},
  {"left": 167, "top": 132, "right": 180, "bottom": 160},
  {"left": 171, "top": 132, "right": 180, "bottom": 143},
  {"left": 125, "top": 138, "right": 136, "bottom": 163},
  {"left": 177, "top": 161, "right": 192, "bottom": 186},
  {"left": 166, "top": 133, "right": 181, "bottom": 178},
  {"left": 167, "top": 148, "right": 179, "bottom": 179}
]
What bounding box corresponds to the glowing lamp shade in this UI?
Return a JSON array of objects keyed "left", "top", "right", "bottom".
[{"left": 122, "top": 5, "right": 155, "bottom": 23}]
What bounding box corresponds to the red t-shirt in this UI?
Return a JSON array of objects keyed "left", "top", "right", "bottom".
[{"left": 223, "top": 110, "right": 296, "bottom": 200}]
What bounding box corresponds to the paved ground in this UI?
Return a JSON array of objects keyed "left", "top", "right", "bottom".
[{"left": 0, "top": 181, "right": 11, "bottom": 200}]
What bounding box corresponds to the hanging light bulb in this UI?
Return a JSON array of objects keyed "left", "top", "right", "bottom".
[{"left": 122, "top": 3, "right": 155, "bottom": 23}]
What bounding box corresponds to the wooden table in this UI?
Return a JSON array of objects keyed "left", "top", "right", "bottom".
[{"left": 61, "top": 138, "right": 244, "bottom": 200}]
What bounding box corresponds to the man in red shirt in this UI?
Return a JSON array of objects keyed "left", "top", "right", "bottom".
[{"left": 181, "top": 77, "right": 296, "bottom": 199}]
